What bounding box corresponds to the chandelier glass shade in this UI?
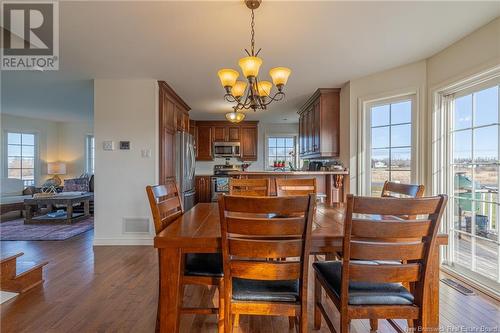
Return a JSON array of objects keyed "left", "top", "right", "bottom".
[
  {"left": 217, "top": 0, "right": 291, "bottom": 113},
  {"left": 225, "top": 111, "right": 246, "bottom": 123}
]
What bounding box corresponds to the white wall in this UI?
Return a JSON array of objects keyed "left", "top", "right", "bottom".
[
  {"left": 0, "top": 114, "right": 92, "bottom": 186},
  {"left": 58, "top": 120, "right": 93, "bottom": 179},
  {"left": 194, "top": 122, "right": 299, "bottom": 174},
  {"left": 93, "top": 79, "right": 158, "bottom": 245}
]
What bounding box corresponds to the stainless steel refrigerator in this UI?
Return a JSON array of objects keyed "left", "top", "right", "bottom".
[{"left": 175, "top": 131, "right": 196, "bottom": 211}]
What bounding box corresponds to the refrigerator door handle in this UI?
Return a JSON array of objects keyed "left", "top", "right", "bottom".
[{"left": 189, "top": 143, "right": 195, "bottom": 180}]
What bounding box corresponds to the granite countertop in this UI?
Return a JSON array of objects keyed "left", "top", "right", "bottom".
[{"left": 227, "top": 170, "right": 349, "bottom": 175}]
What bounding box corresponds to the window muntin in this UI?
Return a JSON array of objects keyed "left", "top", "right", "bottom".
[
  {"left": 7, "top": 132, "right": 36, "bottom": 187},
  {"left": 370, "top": 99, "right": 412, "bottom": 196},
  {"left": 267, "top": 136, "right": 296, "bottom": 169}
]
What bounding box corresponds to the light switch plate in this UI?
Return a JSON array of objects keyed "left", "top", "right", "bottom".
[
  {"left": 141, "top": 149, "right": 152, "bottom": 158},
  {"left": 103, "top": 140, "right": 114, "bottom": 151}
]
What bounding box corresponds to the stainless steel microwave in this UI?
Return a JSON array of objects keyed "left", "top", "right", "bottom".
[{"left": 213, "top": 142, "right": 240, "bottom": 158}]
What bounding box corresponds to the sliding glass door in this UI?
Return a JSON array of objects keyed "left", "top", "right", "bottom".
[{"left": 447, "top": 82, "right": 500, "bottom": 291}]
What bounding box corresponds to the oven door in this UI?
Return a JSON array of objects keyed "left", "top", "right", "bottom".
[{"left": 211, "top": 176, "right": 229, "bottom": 201}]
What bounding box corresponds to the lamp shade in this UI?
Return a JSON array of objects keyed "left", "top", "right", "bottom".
[
  {"left": 231, "top": 81, "right": 247, "bottom": 98},
  {"left": 225, "top": 112, "right": 245, "bottom": 123},
  {"left": 269, "top": 67, "right": 291, "bottom": 86},
  {"left": 217, "top": 69, "right": 239, "bottom": 88},
  {"left": 256, "top": 81, "right": 272, "bottom": 97},
  {"left": 238, "top": 56, "right": 262, "bottom": 78},
  {"left": 47, "top": 162, "right": 66, "bottom": 175}
]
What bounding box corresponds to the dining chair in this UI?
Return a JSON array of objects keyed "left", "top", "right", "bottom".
[
  {"left": 218, "top": 194, "right": 316, "bottom": 333},
  {"left": 146, "top": 179, "right": 225, "bottom": 332},
  {"left": 229, "top": 178, "right": 270, "bottom": 196},
  {"left": 381, "top": 181, "right": 425, "bottom": 198},
  {"left": 313, "top": 194, "right": 447, "bottom": 333},
  {"left": 276, "top": 178, "right": 317, "bottom": 196}
]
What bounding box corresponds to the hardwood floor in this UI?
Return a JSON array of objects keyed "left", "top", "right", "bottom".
[{"left": 1, "top": 230, "right": 499, "bottom": 332}]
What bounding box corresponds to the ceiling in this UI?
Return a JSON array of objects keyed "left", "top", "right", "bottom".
[{"left": 2, "top": 1, "right": 499, "bottom": 123}]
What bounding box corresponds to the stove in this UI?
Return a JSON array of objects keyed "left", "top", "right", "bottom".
[
  {"left": 211, "top": 164, "right": 242, "bottom": 201},
  {"left": 213, "top": 164, "right": 241, "bottom": 175}
]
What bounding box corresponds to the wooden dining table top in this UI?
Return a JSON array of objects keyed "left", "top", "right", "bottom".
[{"left": 154, "top": 202, "right": 449, "bottom": 252}]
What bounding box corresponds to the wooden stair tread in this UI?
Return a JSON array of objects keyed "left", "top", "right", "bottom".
[
  {"left": 0, "top": 252, "right": 24, "bottom": 264},
  {"left": 15, "top": 261, "right": 49, "bottom": 278}
]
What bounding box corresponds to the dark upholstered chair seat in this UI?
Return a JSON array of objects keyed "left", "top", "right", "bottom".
[
  {"left": 232, "top": 278, "right": 299, "bottom": 302},
  {"left": 184, "top": 253, "right": 223, "bottom": 277},
  {"left": 313, "top": 261, "right": 414, "bottom": 305}
]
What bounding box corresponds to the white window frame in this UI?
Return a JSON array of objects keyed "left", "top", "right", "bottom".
[
  {"left": 3, "top": 130, "right": 39, "bottom": 187},
  {"left": 85, "top": 134, "right": 95, "bottom": 175},
  {"left": 264, "top": 134, "right": 298, "bottom": 170},
  {"left": 359, "top": 93, "right": 418, "bottom": 196},
  {"left": 432, "top": 66, "right": 500, "bottom": 296}
]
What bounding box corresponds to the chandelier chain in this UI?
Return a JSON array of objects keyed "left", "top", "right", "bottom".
[{"left": 250, "top": 9, "right": 255, "bottom": 56}]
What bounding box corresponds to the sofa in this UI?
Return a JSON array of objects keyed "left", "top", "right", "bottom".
[{"left": 0, "top": 178, "right": 33, "bottom": 215}]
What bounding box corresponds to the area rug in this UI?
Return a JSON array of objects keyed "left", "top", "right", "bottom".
[{"left": 0, "top": 217, "right": 94, "bottom": 241}]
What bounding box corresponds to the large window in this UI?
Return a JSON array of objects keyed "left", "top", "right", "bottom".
[
  {"left": 368, "top": 97, "right": 414, "bottom": 196},
  {"left": 446, "top": 82, "right": 500, "bottom": 289},
  {"left": 266, "top": 136, "right": 296, "bottom": 169},
  {"left": 85, "top": 135, "right": 95, "bottom": 174},
  {"left": 6, "top": 132, "right": 36, "bottom": 186}
]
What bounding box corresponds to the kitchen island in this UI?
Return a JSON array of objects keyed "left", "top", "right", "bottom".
[{"left": 227, "top": 169, "right": 349, "bottom": 205}]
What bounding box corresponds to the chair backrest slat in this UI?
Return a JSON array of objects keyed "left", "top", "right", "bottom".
[
  {"left": 381, "top": 181, "right": 425, "bottom": 198},
  {"left": 276, "top": 178, "right": 317, "bottom": 197},
  {"left": 341, "top": 194, "right": 447, "bottom": 308},
  {"left": 219, "top": 194, "right": 316, "bottom": 302},
  {"left": 230, "top": 260, "right": 301, "bottom": 280},
  {"left": 227, "top": 216, "right": 305, "bottom": 236},
  {"left": 229, "top": 238, "right": 303, "bottom": 258},
  {"left": 229, "top": 178, "right": 270, "bottom": 196},
  {"left": 349, "top": 263, "right": 421, "bottom": 283},
  {"left": 223, "top": 195, "right": 309, "bottom": 214},
  {"left": 350, "top": 241, "right": 425, "bottom": 261},
  {"left": 146, "top": 179, "right": 184, "bottom": 234},
  {"left": 351, "top": 219, "right": 432, "bottom": 238}
]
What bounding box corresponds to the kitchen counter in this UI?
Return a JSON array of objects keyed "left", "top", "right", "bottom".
[{"left": 227, "top": 170, "right": 349, "bottom": 176}]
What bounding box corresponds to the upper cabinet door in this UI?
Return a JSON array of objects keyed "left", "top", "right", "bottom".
[
  {"left": 213, "top": 126, "right": 226, "bottom": 142},
  {"left": 227, "top": 126, "right": 240, "bottom": 142},
  {"left": 298, "top": 88, "right": 340, "bottom": 158},
  {"left": 240, "top": 126, "right": 258, "bottom": 161},
  {"left": 313, "top": 100, "right": 321, "bottom": 153},
  {"left": 196, "top": 126, "right": 213, "bottom": 161}
]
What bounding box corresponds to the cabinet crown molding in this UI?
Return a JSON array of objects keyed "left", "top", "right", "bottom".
[
  {"left": 299, "top": 88, "right": 341, "bottom": 114},
  {"left": 158, "top": 80, "right": 191, "bottom": 112}
]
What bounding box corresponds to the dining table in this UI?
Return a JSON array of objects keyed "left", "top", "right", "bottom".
[{"left": 154, "top": 202, "right": 448, "bottom": 333}]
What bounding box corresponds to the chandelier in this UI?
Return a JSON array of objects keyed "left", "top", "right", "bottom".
[{"left": 218, "top": 0, "right": 291, "bottom": 123}]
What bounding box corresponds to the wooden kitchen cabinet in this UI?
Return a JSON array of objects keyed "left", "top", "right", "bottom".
[
  {"left": 298, "top": 88, "right": 340, "bottom": 158},
  {"left": 213, "top": 126, "right": 226, "bottom": 142},
  {"left": 196, "top": 125, "right": 213, "bottom": 161},
  {"left": 158, "top": 81, "right": 190, "bottom": 184},
  {"left": 192, "top": 121, "right": 258, "bottom": 161},
  {"left": 195, "top": 175, "right": 212, "bottom": 203},
  {"left": 227, "top": 126, "right": 240, "bottom": 142},
  {"left": 240, "top": 126, "right": 258, "bottom": 161}
]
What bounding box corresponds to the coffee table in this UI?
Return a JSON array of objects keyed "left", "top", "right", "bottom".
[{"left": 24, "top": 193, "right": 93, "bottom": 224}]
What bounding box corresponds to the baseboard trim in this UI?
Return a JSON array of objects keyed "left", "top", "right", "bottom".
[{"left": 93, "top": 237, "right": 153, "bottom": 246}]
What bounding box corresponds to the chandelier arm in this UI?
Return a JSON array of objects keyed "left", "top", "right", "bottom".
[{"left": 224, "top": 94, "right": 239, "bottom": 103}]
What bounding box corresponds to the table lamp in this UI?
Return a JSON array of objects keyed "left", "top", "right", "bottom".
[{"left": 47, "top": 162, "right": 67, "bottom": 186}]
